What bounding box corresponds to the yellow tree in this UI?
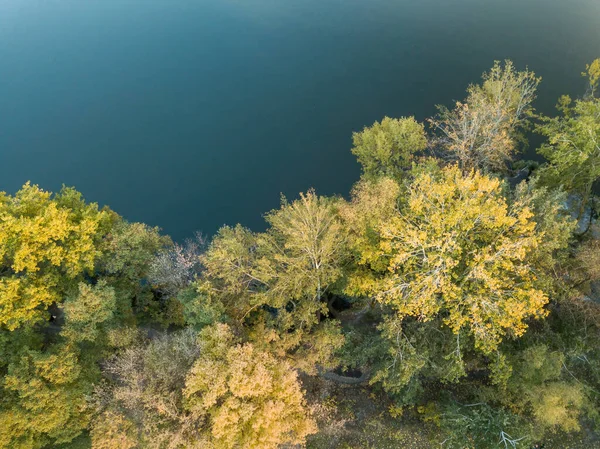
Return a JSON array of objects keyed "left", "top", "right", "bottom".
[
  {"left": 348, "top": 165, "right": 571, "bottom": 354},
  {"left": 184, "top": 324, "right": 317, "bottom": 449},
  {"left": 91, "top": 326, "right": 317, "bottom": 449},
  {"left": 0, "top": 184, "right": 169, "bottom": 449},
  {"left": 0, "top": 183, "right": 106, "bottom": 330}
]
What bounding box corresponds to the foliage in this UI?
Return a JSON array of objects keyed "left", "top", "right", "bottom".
[
  {"left": 351, "top": 165, "right": 568, "bottom": 354},
  {"left": 583, "top": 58, "right": 600, "bottom": 97},
  {"left": 91, "top": 329, "right": 201, "bottom": 449},
  {"left": 0, "top": 345, "right": 94, "bottom": 449},
  {"left": 0, "top": 184, "right": 168, "bottom": 449},
  {"left": 0, "top": 183, "right": 106, "bottom": 330},
  {"left": 177, "top": 282, "right": 227, "bottom": 329},
  {"left": 536, "top": 71, "right": 600, "bottom": 215},
  {"left": 92, "top": 325, "right": 317, "bottom": 449},
  {"left": 61, "top": 281, "right": 116, "bottom": 343},
  {"left": 495, "top": 345, "right": 586, "bottom": 433},
  {"left": 149, "top": 232, "right": 205, "bottom": 298},
  {"left": 351, "top": 117, "right": 427, "bottom": 179},
  {"left": 438, "top": 402, "right": 533, "bottom": 449},
  {"left": 184, "top": 324, "right": 318, "bottom": 449},
  {"left": 202, "top": 191, "right": 346, "bottom": 373}
]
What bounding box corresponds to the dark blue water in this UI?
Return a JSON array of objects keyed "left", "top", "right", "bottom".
[{"left": 1, "top": 0, "right": 599, "bottom": 240}]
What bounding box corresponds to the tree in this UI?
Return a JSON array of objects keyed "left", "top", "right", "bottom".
[
  {"left": 583, "top": 58, "right": 600, "bottom": 98},
  {"left": 91, "top": 328, "right": 201, "bottom": 449},
  {"left": 489, "top": 345, "right": 586, "bottom": 435},
  {"left": 184, "top": 324, "right": 317, "bottom": 449},
  {"left": 201, "top": 224, "right": 262, "bottom": 319},
  {"left": 0, "top": 183, "right": 107, "bottom": 330},
  {"left": 0, "top": 345, "right": 94, "bottom": 449},
  {"left": 201, "top": 191, "right": 346, "bottom": 373},
  {"left": 377, "top": 165, "right": 568, "bottom": 353},
  {"left": 351, "top": 116, "right": 427, "bottom": 179},
  {"left": 61, "top": 281, "right": 117, "bottom": 343},
  {"left": 0, "top": 184, "right": 171, "bottom": 449},
  {"left": 149, "top": 232, "right": 205, "bottom": 298},
  {"left": 430, "top": 60, "right": 540, "bottom": 172},
  {"left": 536, "top": 60, "right": 600, "bottom": 216},
  {"left": 92, "top": 325, "right": 317, "bottom": 449}
]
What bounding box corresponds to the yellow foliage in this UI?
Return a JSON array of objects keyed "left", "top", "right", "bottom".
[
  {"left": 583, "top": 58, "right": 600, "bottom": 96},
  {"left": 352, "top": 165, "right": 551, "bottom": 353},
  {"left": 184, "top": 324, "right": 317, "bottom": 449},
  {"left": 0, "top": 183, "right": 105, "bottom": 330},
  {"left": 90, "top": 411, "right": 137, "bottom": 449}
]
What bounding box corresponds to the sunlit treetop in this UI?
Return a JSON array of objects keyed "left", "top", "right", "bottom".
[
  {"left": 346, "top": 165, "right": 572, "bottom": 353},
  {"left": 0, "top": 183, "right": 108, "bottom": 330}
]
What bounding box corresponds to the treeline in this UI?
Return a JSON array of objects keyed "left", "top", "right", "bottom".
[{"left": 1, "top": 59, "right": 599, "bottom": 449}]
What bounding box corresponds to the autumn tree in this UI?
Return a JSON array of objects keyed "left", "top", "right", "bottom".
[
  {"left": 92, "top": 325, "right": 317, "bottom": 449},
  {"left": 583, "top": 58, "right": 600, "bottom": 98},
  {"left": 0, "top": 184, "right": 169, "bottom": 449},
  {"left": 342, "top": 165, "right": 572, "bottom": 395},
  {"left": 184, "top": 324, "right": 317, "bottom": 449},
  {"left": 430, "top": 60, "right": 540, "bottom": 172},
  {"left": 351, "top": 116, "right": 428, "bottom": 179},
  {"left": 91, "top": 329, "right": 202, "bottom": 449},
  {"left": 0, "top": 345, "right": 92, "bottom": 449},
  {"left": 149, "top": 232, "right": 205, "bottom": 298},
  {"left": 0, "top": 183, "right": 107, "bottom": 330}
]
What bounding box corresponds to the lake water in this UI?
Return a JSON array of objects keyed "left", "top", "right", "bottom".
[{"left": 1, "top": 0, "right": 599, "bottom": 240}]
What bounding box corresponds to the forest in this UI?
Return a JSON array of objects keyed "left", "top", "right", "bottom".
[{"left": 1, "top": 59, "right": 600, "bottom": 449}]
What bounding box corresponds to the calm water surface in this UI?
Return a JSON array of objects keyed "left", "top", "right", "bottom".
[{"left": 1, "top": 0, "right": 599, "bottom": 239}]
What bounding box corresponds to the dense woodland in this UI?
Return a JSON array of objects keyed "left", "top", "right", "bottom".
[{"left": 1, "top": 59, "right": 600, "bottom": 449}]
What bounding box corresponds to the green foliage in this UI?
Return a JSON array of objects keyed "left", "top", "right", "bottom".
[
  {"left": 202, "top": 191, "right": 346, "bottom": 373},
  {"left": 438, "top": 402, "right": 533, "bottom": 449},
  {"left": 536, "top": 78, "right": 600, "bottom": 214},
  {"left": 0, "top": 345, "right": 94, "bottom": 449},
  {"left": 0, "top": 184, "right": 168, "bottom": 449},
  {"left": 484, "top": 345, "right": 587, "bottom": 435},
  {"left": 351, "top": 116, "right": 427, "bottom": 179},
  {"left": 61, "top": 281, "right": 116, "bottom": 343},
  {"left": 177, "top": 282, "right": 227, "bottom": 329},
  {"left": 583, "top": 58, "right": 600, "bottom": 97}
]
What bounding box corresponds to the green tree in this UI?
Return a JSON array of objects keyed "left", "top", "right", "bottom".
[
  {"left": 0, "top": 345, "right": 94, "bottom": 449},
  {"left": 351, "top": 116, "right": 427, "bottom": 179},
  {"left": 61, "top": 281, "right": 117, "bottom": 343},
  {"left": 536, "top": 60, "right": 600, "bottom": 216},
  {"left": 0, "top": 184, "right": 169, "bottom": 449},
  {"left": 202, "top": 191, "right": 346, "bottom": 373}
]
